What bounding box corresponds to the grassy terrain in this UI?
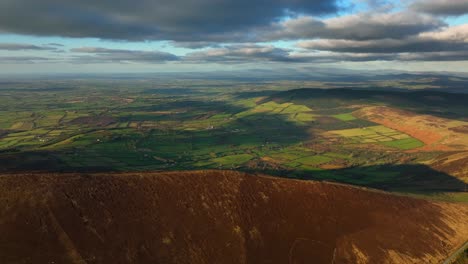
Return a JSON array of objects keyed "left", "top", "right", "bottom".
[
  {"left": 328, "top": 125, "right": 424, "bottom": 148},
  {"left": 0, "top": 78, "right": 467, "bottom": 200},
  {"left": 332, "top": 113, "right": 356, "bottom": 121},
  {"left": 380, "top": 138, "right": 425, "bottom": 150}
]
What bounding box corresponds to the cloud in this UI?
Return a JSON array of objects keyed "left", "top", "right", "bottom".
[
  {"left": 184, "top": 44, "right": 300, "bottom": 63},
  {"left": 170, "top": 41, "right": 221, "bottom": 49},
  {"left": 70, "top": 47, "right": 179, "bottom": 63},
  {"left": 0, "top": 43, "right": 57, "bottom": 51},
  {"left": 184, "top": 44, "right": 400, "bottom": 63},
  {"left": 68, "top": 35, "right": 468, "bottom": 65},
  {"left": 261, "top": 11, "right": 445, "bottom": 41},
  {"left": 0, "top": 56, "right": 56, "bottom": 63},
  {"left": 288, "top": 51, "right": 398, "bottom": 62},
  {"left": 0, "top": 0, "right": 466, "bottom": 68},
  {"left": 293, "top": 24, "right": 468, "bottom": 62},
  {"left": 46, "top": 43, "right": 65, "bottom": 47},
  {"left": 0, "top": 0, "right": 340, "bottom": 42},
  {"left": 411, "top": 0, "right": 468, "bottom": 16},
  {"left": 297, "top": 38, "right": 467, "bottom": 53},
  {"left": 419, "top": 24, "right": 468, "bottom": 42},
  {"left": 297, "top": 24, "right": 468, "bottom": 53},
  {"left": 301, "top": 51, "right": 468, "bottom": 63},
  {"left": 399, "top": 51, "right": 468, "bottom": 61}
]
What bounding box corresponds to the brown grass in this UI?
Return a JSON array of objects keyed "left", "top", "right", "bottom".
[
  {"left": 0, "top": 170, "right": 467, "bottom": 264},
  {"left": 429, "top": 151, "right": 468, "bottom": 183}
]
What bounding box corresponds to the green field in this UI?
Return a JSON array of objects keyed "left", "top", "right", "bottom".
[
  {"left": 329, "top": 125, "right": 424, "bottom": 149},
  {"left": 332, "top": 113, "right": 356, "bottom": 121},
  {"left": 380, "top": 138, "right": 425, "bottom": 150}
]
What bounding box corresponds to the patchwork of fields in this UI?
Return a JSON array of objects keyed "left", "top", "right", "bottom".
[
  {"left": 0, "top": 80, "right": 467, "bottom": 199},
  {"left": 355, "top": 106, "right": 468, "bottom": 151},
  {"left": 329, "top": 125, "right": 424, "bottom": 149}
]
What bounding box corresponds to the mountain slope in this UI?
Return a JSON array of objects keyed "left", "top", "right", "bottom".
[{"left": 0, "top": 170, "right": 467, "bottom": 263}]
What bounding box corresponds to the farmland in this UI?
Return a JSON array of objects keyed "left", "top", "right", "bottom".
[{"left": 0, "top": 78, "right": 467, "bottom": 200}]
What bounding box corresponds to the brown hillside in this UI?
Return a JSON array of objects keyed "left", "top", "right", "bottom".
[{"left": 0, "top": 171, "right": 467, "bottom": 264}]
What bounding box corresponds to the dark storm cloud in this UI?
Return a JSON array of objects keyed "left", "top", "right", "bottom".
[
  {"left": 411, "top": 0, "right": 468, "bottom": 16},
  {"left": 0, "top": 0, "right": 339, "bottom": 41},
  {"left": 260, "top": 12, "right": 445, "bottom": 41},
  {"left": 70, "top": 47, "right": 180, "bottom": 63},
  {"left": 0, "top": 43, "right": 57, "bottom": 51}
]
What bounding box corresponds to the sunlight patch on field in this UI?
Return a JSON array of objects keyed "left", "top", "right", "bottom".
[
  {"left": 332, "top": 113, "right": 356, "bottom": 121},
  {"left": 380, "top": 138, "right": 424, "bottom": 150},
  {"left": 331, "top": 125, "right": 401, "bottom": 138},
  {"left": 235, "top": 101, "right": 315, "bottom": 124},
  {"left": 329, "top": 125, "right": 424, "bottom": 150}
]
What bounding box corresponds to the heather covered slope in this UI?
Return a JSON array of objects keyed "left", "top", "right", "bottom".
[{"left": 0, "top": 171, "right": 467, "bottom": 264}]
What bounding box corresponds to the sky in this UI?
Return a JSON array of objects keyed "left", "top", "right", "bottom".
[{"left": 0, "top": 0, "right": 467, "bottom": 74}]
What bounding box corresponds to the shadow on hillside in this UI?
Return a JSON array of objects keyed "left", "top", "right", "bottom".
[
  {"left": 243, "top": 163, "right": 467, "bottom": 194},
  {"left": 271, "top": 88, "right": 468, "bottom": 120},
  {"left": 118, "top": 98, "right": 249, "bottom": 119},
  {"left": 1, "top": 148, "right": 466, "bottom": 195},
  {"left": 233, "top": 90, "right": 280, "bottom": 99}
]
